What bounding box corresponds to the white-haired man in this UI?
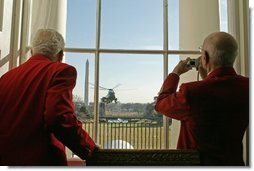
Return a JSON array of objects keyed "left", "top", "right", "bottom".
[{"left": 0, "top": 29, "right": 97, "bottom": 165}]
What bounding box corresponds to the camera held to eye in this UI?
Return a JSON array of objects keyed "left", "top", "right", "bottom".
[{"left": 187, "top": 59, "right": 199, "bottom": 69}]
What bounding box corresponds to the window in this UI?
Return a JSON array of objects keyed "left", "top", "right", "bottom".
[
  {"left": 66, "top": 0, "right": 170, "bottom": 150},
  {"left": 65, "top": 0, "right": 228, "bottom": 151}
]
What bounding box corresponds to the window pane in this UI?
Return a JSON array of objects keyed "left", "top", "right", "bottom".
[
  {"left": 66, "top": 0, "right": 96, "bottom": 48},
  {"left": 100, "top": 0, "right": 163, "bottom": 50},
  {"left": 168, "top": 0, "right": 179, "bottom": 50},
  {"left": 168, "top": 55, "right": 180, "bottom": 73},
  {"left": 65, "top": 53, "right": 95, "bottom": 124},
  {"left": 98, "top": 54, "right": 164, "bottom": 149},
  {"left": 100, "top": 54, "right": 163, "bottom": 103},
  {"left": 219, "top": 0, "right": 228, "bottom": 32}
]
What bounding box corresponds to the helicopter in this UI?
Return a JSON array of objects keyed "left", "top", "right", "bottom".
[
  {"left": 99, "top": 84, "right": 121, "bottom": 104},
  {"left": 89, "top": 83, "right": 121, "bottom": 104}
]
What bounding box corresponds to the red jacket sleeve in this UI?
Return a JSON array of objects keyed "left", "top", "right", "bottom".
[
  {"left": 155, "top": 73, "right": 191, "bottom": 121},
  {"left": 44, "top": 65, "right": 95, "bottom": 160}
]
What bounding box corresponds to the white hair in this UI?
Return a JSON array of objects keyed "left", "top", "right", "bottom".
[{"left": 32, "top": 29, "right": 65, "bottom": 57}]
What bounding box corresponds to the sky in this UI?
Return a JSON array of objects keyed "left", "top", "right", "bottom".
[{"left": 64, "top": 0, "right": 227, "bottom": 104}]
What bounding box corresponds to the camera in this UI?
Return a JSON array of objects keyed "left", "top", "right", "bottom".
[{"left": 187, "top": 59, "right": 199, "bottom": 69}]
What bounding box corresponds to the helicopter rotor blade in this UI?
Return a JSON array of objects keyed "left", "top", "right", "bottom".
[
  {"left": 112, "top": 83, "right": 121, "bottom": 90},
  {"left": 99, "top": 86, "right": 109, "bottom": 90},
  {"left": 115, "top": 88, "right": 137, "bottom": 91},
  {"left": 89, "top": 82, "right": 109, "bottom": 90}
]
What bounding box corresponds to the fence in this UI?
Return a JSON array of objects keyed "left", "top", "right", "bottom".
[{"left": 82, "top": 121, "right": 170, "bottom": 149}]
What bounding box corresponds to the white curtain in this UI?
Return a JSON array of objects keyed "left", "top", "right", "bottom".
[
  {"left": 29, "top": 0, "right": 67, "bottom": 43},
  {"left": 227, "top": 0, "right": 249, "bottom": 165},
  {"left": 19, "top": 0, "right": 67, "bottom": 63},
  {"left": 228, "top": 0, "right": 249, "bottom": 76}
]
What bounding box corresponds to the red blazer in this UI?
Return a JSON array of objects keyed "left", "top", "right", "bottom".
[
  {"left": 0, "top": 55, "right": 95, "bottom": 166},
  {"left": 155, "top": 67, "right": 249, "bottom": 165}
]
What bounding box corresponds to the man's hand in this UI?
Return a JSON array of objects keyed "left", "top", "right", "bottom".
[
  {"left": 92, "top": 143, "right": 101, "bottom": 154},
  {"left": 95, "top": 144, "right": 101, "bottom": 151},
  {"left": 172, "top": 58, "right": 192, "bottom": 76}
]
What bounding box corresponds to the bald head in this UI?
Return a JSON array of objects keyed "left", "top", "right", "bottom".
[{"left": 202, "top": 32, "right": 238, "bottom": 67}]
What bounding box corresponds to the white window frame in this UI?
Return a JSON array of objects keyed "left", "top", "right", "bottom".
[{"left": 64, "top": 0, "right": 200, "bottom": 148}]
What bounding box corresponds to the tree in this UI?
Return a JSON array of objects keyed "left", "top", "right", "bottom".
[
  {"left": 79, "top": 105, "right": 88, "bottom": 114},
  {"left": 144, "top": 103, "right": 162, "bottom": 120},
  {"left": 73, "top": 94, "right": 82, "bottom": 102}
]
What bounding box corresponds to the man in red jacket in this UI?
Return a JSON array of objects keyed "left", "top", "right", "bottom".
[
  {"left": 0, "top": 29, "right": 97, "bottom": 165},
  {"left": 155, "top": 32, "right": 249, "bottom": 165}
]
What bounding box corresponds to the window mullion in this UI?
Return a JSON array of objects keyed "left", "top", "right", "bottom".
[
  {"left": 162, "top": 0, "right": 170, "bottom": 149},
  {"left": 93, "top": 0, "right": 102, "bottom": 143}
]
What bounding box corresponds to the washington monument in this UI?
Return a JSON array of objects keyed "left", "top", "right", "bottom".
[{"left": 84, "top": 59, "right": 89, "bottom": 106}]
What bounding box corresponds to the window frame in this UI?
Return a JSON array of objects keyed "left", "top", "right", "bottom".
[{"left": 64, "top": 0, "right": 200, "bottom": 149}]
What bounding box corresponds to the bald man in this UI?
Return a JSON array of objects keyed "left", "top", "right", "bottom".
[{"left": 155, "top": 32, "right": 249, "bottom": 166}]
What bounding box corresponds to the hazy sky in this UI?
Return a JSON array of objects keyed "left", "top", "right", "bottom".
[{"left": 65, "top": 0, "right": 227, "bottom": 104}]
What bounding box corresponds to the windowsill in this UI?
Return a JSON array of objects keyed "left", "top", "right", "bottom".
[{"left": 72, "top": 149, "right": 200, "bottom": 166}]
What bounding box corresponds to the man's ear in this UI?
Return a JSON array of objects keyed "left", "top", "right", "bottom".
[
  {"left": 204, "top": 51, "right": 210, "bottom": 65},
  {"left": 57, "top": 50, "right": 64, "bottom": 62}
]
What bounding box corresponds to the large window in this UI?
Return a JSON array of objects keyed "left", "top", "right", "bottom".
[{"left": 65, "top": 0, "right": 228, "bottom": 151}]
